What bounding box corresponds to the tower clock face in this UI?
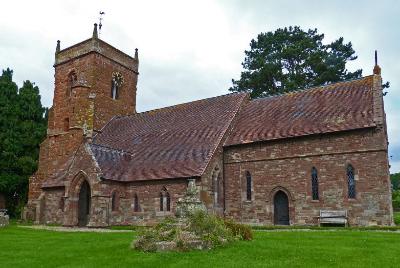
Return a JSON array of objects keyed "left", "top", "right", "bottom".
[{"left": 112, "top": 72, "right": 124, "bottom": 87}]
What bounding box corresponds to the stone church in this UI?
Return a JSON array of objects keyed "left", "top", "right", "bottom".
[{"left": 24, "top": 24, "right": 393, "bottom": 227}]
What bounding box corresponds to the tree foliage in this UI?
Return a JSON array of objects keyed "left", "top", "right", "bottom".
[
  {"left": 0, "top": 68, "right": 47, "bottom": 217},
  {"left": 391, "top": 173, "right": 400, "bottom": 191},
  {"left": 230, "top": 26, "right": 363, "bottom": 98}
]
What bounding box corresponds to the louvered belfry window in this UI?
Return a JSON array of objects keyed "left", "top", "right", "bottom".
[
  {"left": 347, "top": 164, "right": 356, "bottom": 199},
  {"left": 311, "top": 167, "right": 319, "bottom": 200}
]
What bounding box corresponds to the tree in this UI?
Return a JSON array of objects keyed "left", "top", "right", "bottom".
[
  {"left": 229, "top": 26, "right": 363, "bottom": 98},
  {"left": 0, "top": 69, "right": 47, "bottom": 217},
  {"left": 391, "top": 173, "right": 400, "bottom": 191}
]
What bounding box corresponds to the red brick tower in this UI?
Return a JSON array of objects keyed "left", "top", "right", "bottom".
[{"left": 26, "top": 24, "right": 139, "bottom": 216}]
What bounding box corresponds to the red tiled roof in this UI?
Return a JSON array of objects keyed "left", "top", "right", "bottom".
[
  {"left": 91, "top": 93, "right": 247, "bottom": 181},
  {"left": 225, "top": 76, "right": 376, "bottom": 146}
]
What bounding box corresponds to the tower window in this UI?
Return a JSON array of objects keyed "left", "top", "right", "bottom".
[
  {"left": 111, "top": 72, "right": 124, "bottom": 100},
  {"left": 311, "top": 167, "right": 319, "bottom": 200},
  {"left": 111, "top": 79, "right": 119, "bottom": 100},
  {"left": 67, "top": 71, "right": 77, "bottom": 97},
  {"left": 63, "top": 118, "right": 69, "bottom": 132},
  {"left": 347, "top": 164, "right": 356, "bottom": 199},
  {"left": 246, "top": 171, "right": 252, "bottom": 201}
]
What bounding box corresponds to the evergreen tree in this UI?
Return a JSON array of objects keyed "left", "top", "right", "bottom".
[
  {"left": 230, "top": 26, "right": 362, "bottom": 98},
  {"left": 0, "top": 69, "right": 47, "bottom": 217}
]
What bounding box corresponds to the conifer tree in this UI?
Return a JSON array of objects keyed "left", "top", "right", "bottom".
[
  {"left": 0, "top": 69, "right": 47, "bottom": 217},
  {"left": 230, "top": 26, "right": 362, "bottom": 98}
]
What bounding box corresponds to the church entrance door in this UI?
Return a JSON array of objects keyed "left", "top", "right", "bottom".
[
  {"left": 78, "top": 180, "right": 91, "bottom": 226},
  {"left": 274, "top": 190, "right": 289, "bottom": 225}
]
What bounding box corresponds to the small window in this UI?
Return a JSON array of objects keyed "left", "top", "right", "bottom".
[
  {"left": 246, "top": 171, "right": 252, "bottom": 201},
  {"left": 347, "top": 164, "right": 356, "bottom": 199},
  {"left": 159, "top": 192, "right": 164, "bottom": 211},
  {"left": 111, "top": 191, "right": 118, "bottom": 211},
  {"left": 67, "top": 72, "right": 77, "bottom": 97},
  {"left": 63, "top": 118, "right": 69, "bottom": 132},
  {"left": 311, "top": 167, "right": 319, "bottom": 200},
  {"left": 59, "top": 197, "right": 64, "bottom": 211},
  {"left": 160, "top": 189, "right": 171, "bottom": 212},
  {"left": 133, "top": 193, "right": 140, "bottom": 212},
  {"left": 111, "top": 79, "right": 119, "bottom": 100},
  {"left": 166, "top": 192, "right": 171, "bottom": 211}
]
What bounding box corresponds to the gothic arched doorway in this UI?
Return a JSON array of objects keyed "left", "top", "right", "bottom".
[
  {"left": 78, "top": 180, "right": 91, "bottom": 226},
  {"left": 274, "top": 190, "right": 289, "bottom": 225}
]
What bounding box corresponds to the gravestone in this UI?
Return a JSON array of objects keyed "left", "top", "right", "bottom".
[{"left": 0, "top": 209, "right": 9, "bottom": 227}]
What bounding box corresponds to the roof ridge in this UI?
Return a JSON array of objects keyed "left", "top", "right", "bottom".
[
  {"left": 254, "top": 75, "right": 373, "bottom": 101},
  {"left": 114, "top": 92, "right": 248, "bottom": 120}
]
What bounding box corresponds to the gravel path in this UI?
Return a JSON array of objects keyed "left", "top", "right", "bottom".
[{"left": 18, "top": 225, "right": 133, "bottom": 233}]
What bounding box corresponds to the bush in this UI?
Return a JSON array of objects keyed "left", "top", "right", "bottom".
[
  {"left": 394, "top": 212, "right": 400, "bottom": 226},
  {"left": 188, "top": 210, "right": 234, "bottom": 247},
  {"left": 224, "top": 219, "right": 253, "bottom": 241},
  {"left": 133, "top": 211, "right": 250, "bottom": 252},
  {"left": 392, "top": 190, "right": 400, "bottom": 210}
]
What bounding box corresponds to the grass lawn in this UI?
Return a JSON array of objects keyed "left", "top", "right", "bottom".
[{"left": 1, "top": 224, "right": 400, "bottom": 267}]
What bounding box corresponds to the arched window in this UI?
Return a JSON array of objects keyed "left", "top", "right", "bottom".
[
  {"left": 59, "top": 197, "right": 64, "bottom": 211},
  {"left": 212, "top": 167, "right": 223, "bottom": 207},
  {"left": 166, "top": 192, "right": 171, "bottom": 211},
  {"left": 347, "top": 164, "right": 356, "bottom": 199},
  {"left": 246, "top": 171, "right": 252, "bottom": 201},
  {"left": 111, "top": 79, "right": 119, "bottom": 100},
  {"left": 159, "top": 192, "right": 164, "bottom": 211},
  {"left": 111, "top": 191, "right": 118, "bottom": 211},
  {"left": 160, "top": 189, "right": 171, "bottom": 212},
  {"left": 111, "top": 72, "right": 124, "bottom": 100},
  {"left": 311, "top": 167, "right": 319, "bottom": 200},
  {"left": 63, "top": 118, "right": 69, "bottom": 132},
  {"left": 133, "top": 193, "right": 140, "bottom": 212}
]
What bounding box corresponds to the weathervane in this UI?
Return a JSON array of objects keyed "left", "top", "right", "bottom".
[{"left": 99, "top": 11, "right": 105, "bottom": 35}]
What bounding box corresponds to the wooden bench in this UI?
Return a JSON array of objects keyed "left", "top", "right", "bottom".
[{"left": 318, "top": 210, "right": 348, "bottom": 227}]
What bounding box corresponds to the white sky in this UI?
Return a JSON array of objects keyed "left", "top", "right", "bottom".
[{"left": 1, "top": 0, "right": 399, "bottom": 172}]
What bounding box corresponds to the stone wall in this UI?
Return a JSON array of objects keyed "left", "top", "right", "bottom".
[
  {"left": 223, "top": 128, "right": 393, "bottom": 226},
  {"left": 43, "top": 189, "right": 64, "bottom": 224},
  {"left": 41, "top": 143, "right": 193, "bottom": 227}
]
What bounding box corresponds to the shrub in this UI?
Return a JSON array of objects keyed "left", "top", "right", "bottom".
[
  {"left": 133, "top": 228, "right": 158, "bottom": 252},
  {"left": 133, "top": 211, "right": 249, "bottom": 252},
  {"left": 224, "top": 219, "right": 253, "bottom": 241},
  {"left": 188, "top": 210, "right": 234, "bottom": 247},
  {"left": 392, "top": 190, "right": 400, "bottom": 210}
]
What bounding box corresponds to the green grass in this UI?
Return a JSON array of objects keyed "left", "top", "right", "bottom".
[{"left": 1, "top": 224, "right": 400, "bottom": 267}]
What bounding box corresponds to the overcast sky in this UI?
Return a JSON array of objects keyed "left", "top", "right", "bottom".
[{"left": 1, "top": 0, "right": 399, "bottom": 172}]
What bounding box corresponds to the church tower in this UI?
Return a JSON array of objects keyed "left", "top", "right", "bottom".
[{"left": 28, "top": 24, "right": 139, "bottom": 202}]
